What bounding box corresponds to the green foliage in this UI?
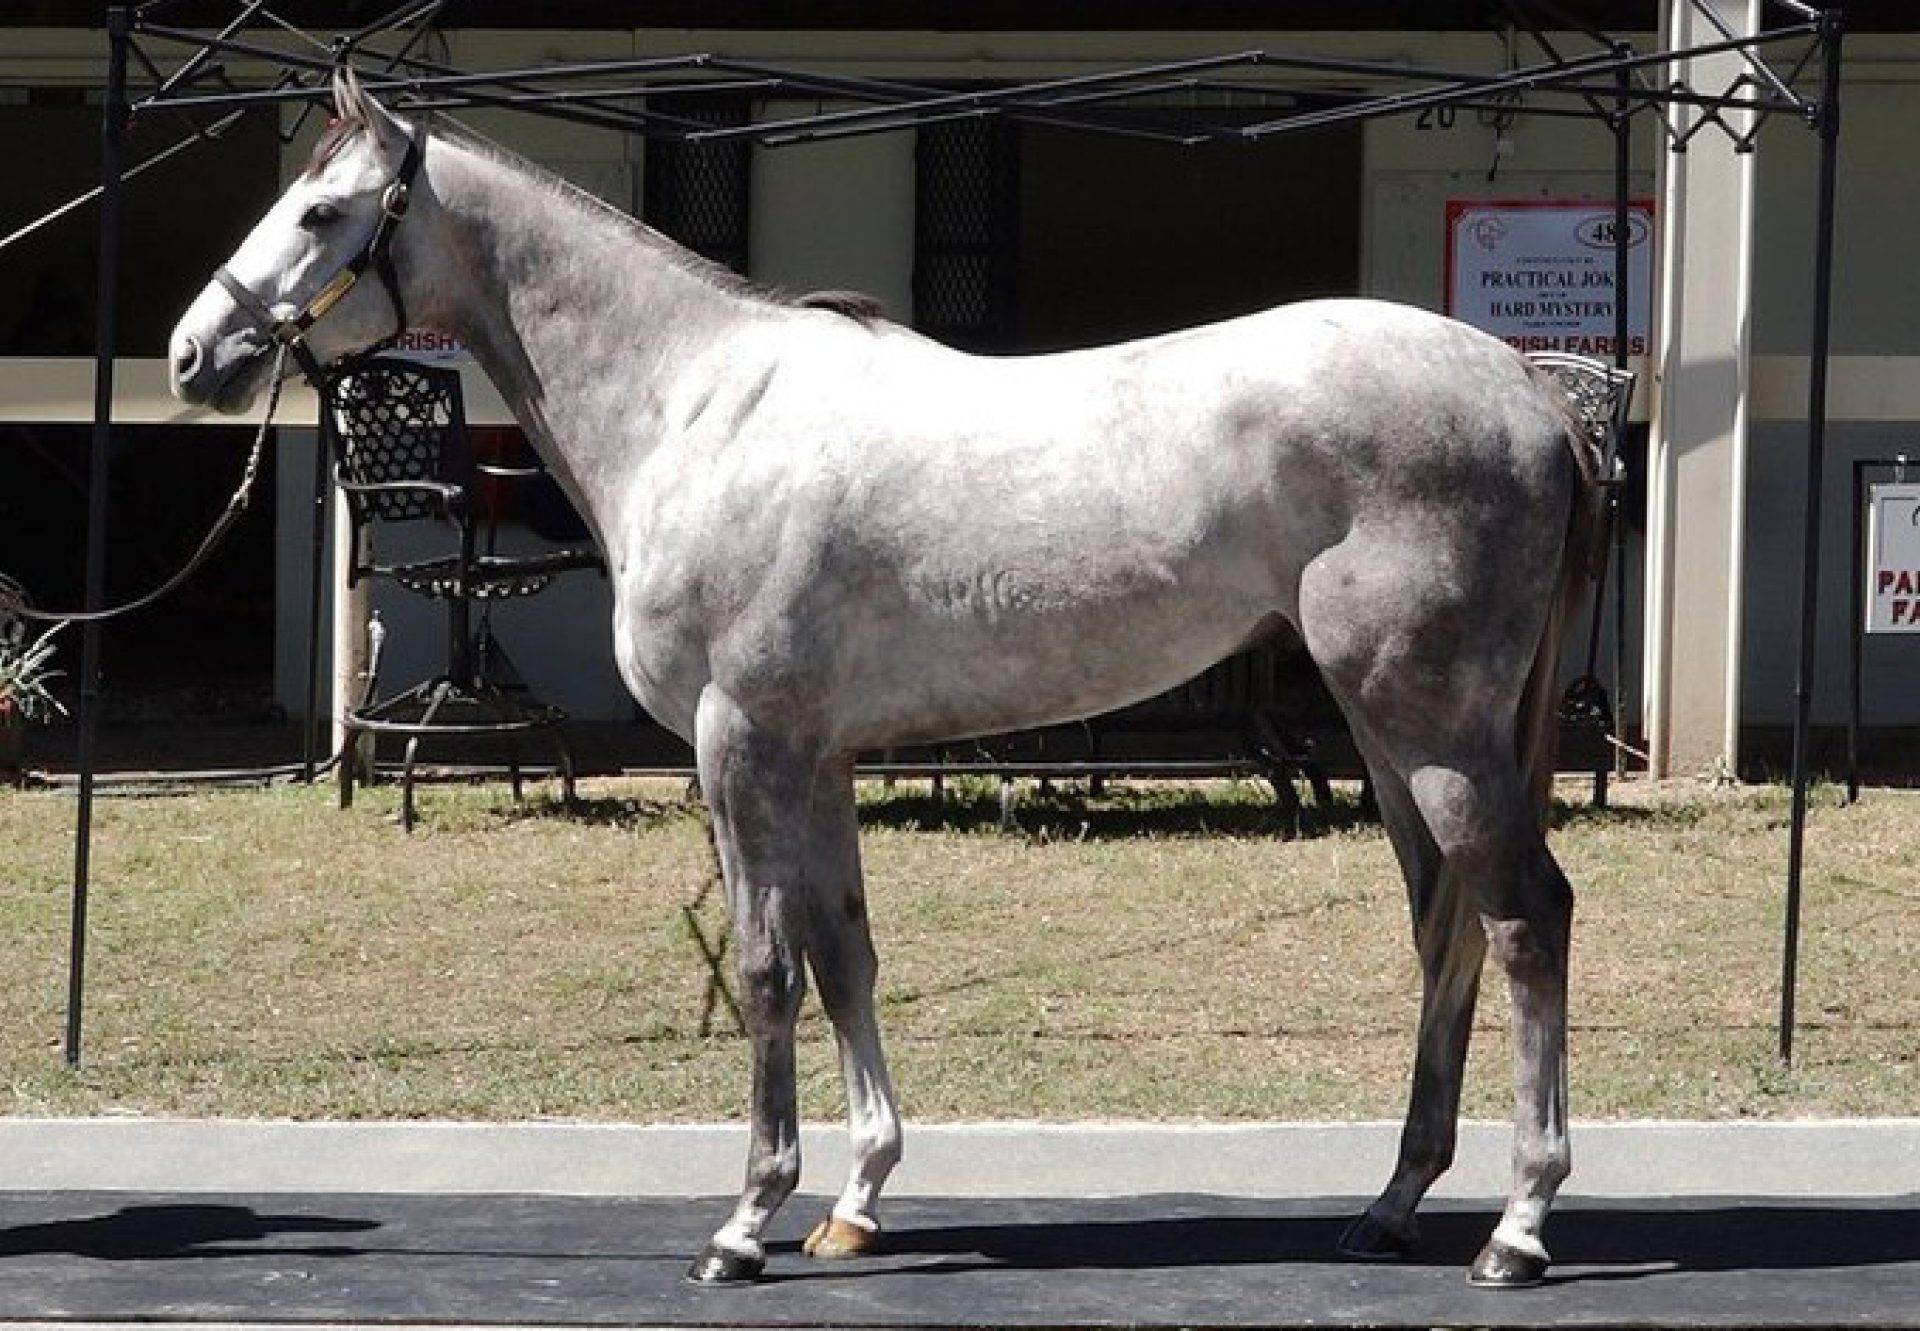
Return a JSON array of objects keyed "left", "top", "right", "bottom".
[{"left": 0, "top": 616, "right": 66, "bottom": 724}]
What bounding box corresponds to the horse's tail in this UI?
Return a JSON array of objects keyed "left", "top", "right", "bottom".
[{"left": 1515, "top": 370, "right": 1611, "bottom": 822}]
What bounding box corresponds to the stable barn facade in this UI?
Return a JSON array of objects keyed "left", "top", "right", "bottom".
[{"left": 1, "top": 1, "right": 1917, "bottom": 779}]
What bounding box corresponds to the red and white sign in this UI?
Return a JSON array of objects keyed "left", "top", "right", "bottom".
[
  {"left": 1867, "top": 482, "right": 1920, "bottom": 634},
  {"left": 1446, "top": 199, "right": 1654, "bottom": 358}
]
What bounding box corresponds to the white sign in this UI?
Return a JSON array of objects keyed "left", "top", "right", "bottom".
[
  {"left": 1866, "top": 482, "right": 1920, "bottom": 634},
  {"left": 1446, "top": 199, "right": 1654, "bottom": 358}
]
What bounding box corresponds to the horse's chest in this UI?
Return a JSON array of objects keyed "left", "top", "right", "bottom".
[{"left": 606, "top": 557, "right": 714, "bottom": 739}]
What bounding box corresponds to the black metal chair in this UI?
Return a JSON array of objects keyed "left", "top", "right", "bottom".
[{"left": 320, "top": 357, "right": 602, "bottom": 829}]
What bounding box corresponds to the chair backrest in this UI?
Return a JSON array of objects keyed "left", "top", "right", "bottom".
[
  {"left": 1525, "top": 351, "right": 1636, "bottom": 484},
  {"left": 321, "top": 359, "right": 472, "bottom": 523}
]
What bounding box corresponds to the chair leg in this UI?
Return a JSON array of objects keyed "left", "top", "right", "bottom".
[
  {"left": 552, "top": 728, "right": 579, "bottom": 809},
  {"left": 400, "top": 733, "right": 423, "bottom": 832},
  {"left": 400, "top": 679, "right": 456, "bottom": 833}
]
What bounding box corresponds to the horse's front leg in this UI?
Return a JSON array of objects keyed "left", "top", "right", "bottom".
[
  {"left": 686, "top": 687, "right": 813, "bottom": 1286},
  {"left": 798, "top": 760, "right": 903, "bottom": 1261}
]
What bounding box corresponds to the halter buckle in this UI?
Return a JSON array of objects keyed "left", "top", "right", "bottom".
[{"left": 304, "top": 267, "right": 361, "bottom": 323}]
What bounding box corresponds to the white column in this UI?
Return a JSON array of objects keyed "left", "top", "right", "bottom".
[
  {"left": 1643, "top": 0, "right": 1760, "bottom": 778},
  {"left": 330, "top": 497, "right": 369, "bottom": 767}
]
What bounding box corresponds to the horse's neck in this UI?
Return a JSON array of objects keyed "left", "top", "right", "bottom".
[{"left": 411, "top": 138, "right": 750, "bottom": 547}]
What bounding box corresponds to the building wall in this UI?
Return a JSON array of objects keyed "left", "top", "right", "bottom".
[
  {"left": 5, "top": 24, "right": 1919, "bottom": 732},
  {"left": 1744, "top": 57, "right": 1920, "bottom": 728}
]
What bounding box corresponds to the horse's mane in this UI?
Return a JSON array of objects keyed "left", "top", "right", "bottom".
[{"left": 420, "top": 113, "right": 887, "bottom": 327}]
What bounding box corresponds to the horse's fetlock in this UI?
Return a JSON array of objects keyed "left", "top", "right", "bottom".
[
  {"left": 1538, "top": 1143, "right": 1573, "bottom": 1192},
  {"left": 747, "top": 1143, "right": 802, "bottom": 1200},
  {"left": 856, "top": 1119, "right": 903, "bottom": 1175},
  {"left": 1408, "top": 1141, "right": 1455, "bottom": 1179}
]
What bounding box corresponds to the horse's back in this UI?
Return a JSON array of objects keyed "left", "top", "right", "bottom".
[{"left": 621, "top": 296, "right": 1578, "bottom": 748}]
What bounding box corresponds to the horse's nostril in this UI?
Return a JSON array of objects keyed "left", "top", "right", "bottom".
[{"left": 172, "top": 336, "right": 203, "bottom": 382}]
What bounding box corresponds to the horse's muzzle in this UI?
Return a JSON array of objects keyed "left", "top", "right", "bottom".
[{"left": 168, "top": 322, "right": 274, "bottom": 415}]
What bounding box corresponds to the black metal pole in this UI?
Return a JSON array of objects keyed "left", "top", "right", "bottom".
[
  {"left": 1609, "top": 52, "right": 1634, "bottom": 800},
  {"left": 67, "top": 7, "right": 131, "bottom": 1070},
  {"left": 1846, "top": 460, "right": 1866, "bottom": 803},
  {"left": 1779, "top": 8, "right": 1845, "bottom": 1067}
]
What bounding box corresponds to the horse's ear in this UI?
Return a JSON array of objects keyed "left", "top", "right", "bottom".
[
  {"left": 366, "top": 96, "right": 410, "bottom": 155},
  {"left": 332, "top": 63, "right": 411, "bottom": 161},
  {"left": 330, "top": 64, "right": 368, "bottom": 123}
]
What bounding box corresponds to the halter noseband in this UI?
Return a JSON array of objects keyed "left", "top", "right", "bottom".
[{"left": 214, "top": 130, "right": 424, "bottom": 384}]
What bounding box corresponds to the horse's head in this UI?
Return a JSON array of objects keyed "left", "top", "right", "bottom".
[{"left": 169, "top": 68, "right": 425, "bottom": 413}]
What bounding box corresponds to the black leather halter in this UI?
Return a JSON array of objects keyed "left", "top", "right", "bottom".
[{"left": 214, "top": 130, "right": 424, "bottom": 384}]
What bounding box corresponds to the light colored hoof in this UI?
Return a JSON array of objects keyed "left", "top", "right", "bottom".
[{"left": 803, "top": 1216, "right": 880, "bottom": 1260}]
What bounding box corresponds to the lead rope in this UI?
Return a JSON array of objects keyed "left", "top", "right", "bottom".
[{"left": 0, "top": 343, "right": 292, "bottom": 627}]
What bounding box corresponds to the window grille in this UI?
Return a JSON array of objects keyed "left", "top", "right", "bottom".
[
  {"left": 644, "top": 96, "right": 752, "bottom": 275},
  {"left": 913, "top": 117, "right": 1018, "bottom": 351}
]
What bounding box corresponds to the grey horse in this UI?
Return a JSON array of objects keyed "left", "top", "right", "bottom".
[{"left": 168, "top": 72, "right": 1602, "bottom": 1290}]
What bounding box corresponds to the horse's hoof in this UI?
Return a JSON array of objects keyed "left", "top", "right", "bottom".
[
  {"left": 1468, "top": 1238, "right": 1549, "bottom": 1289},
  {"left": 1337, "top": 1211, "right": 1417, "bottom": 1260},
  {"left": 803, "top": 1217, "right": 879, "bottom": 1260},
  {"left": 685, "top": 1244, "right": 765, "bottom": 1286}
]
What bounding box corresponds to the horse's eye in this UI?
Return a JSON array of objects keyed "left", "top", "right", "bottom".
[{"left": 301, "top": 201, "right": 343, "bottom": 229}]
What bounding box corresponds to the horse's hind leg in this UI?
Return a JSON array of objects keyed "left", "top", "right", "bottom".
[
  {"left": 1302, "top": 504, "right": 1574, "bottom": 1287},
  {"left": 1339, "top": 745, "right": 1487, "bottom": 1261},
  {"left": 686, "top": 687, "right": 813, "bottom": 1286},
  {"left": 1471, "top": 829, "right": 1572, "bottom": 1288},
  {"left": 1404, "top": 754, "right": 1572, "bottom": 1288},
  {"left": 799, "top": 759, "right": 904, "bottom": 1260}
]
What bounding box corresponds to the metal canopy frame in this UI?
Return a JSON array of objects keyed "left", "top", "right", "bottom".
[
  {"left": 121, "top": 0, "right": 1833, "bottom": 145},
  {"left": 65, "top": 0, "right": 1845, "bottom": 1065}
]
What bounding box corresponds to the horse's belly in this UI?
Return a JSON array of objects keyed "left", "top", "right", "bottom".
[{"left": 826, "top": 581, "right": 1284, "bottom": 750}]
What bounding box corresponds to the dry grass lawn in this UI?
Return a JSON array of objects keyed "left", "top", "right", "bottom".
[{"left": 0, "top": 774, "right": 1912, "bottom": 1123}]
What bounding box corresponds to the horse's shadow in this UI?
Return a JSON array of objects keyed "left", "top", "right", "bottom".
[
  {"left": 0, "top": 1203, "right": 380, "bottom": 1262},
  {"left": 4, "top": 1198, "right": 1913, "bottom": 1289},
  {"left": 768, "top": 1202, "right": 1920, "bottom": 1284}
]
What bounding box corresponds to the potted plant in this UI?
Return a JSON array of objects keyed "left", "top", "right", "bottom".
[{"left": 0, "top": 612, "right": 66, "bottom": 787}]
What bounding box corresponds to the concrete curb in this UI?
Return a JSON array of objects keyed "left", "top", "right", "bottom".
[{"left": 4, "top": 1117, "right": 1916, "bottom": 1199}]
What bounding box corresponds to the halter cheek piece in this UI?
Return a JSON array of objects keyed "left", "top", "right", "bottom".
[{"left": 213, "top": 132, "right": 424, "bottom": 384}]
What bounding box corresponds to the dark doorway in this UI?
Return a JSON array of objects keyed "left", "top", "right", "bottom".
[
  {"left": 0, "top": 423, "right": 278, "bottom": 708},
  {"left": 1015, "top": 121, "right": 1362, "bottom": 350},
  {"left": 1, "top": 96, "right": 283, "bottom": 716}
]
